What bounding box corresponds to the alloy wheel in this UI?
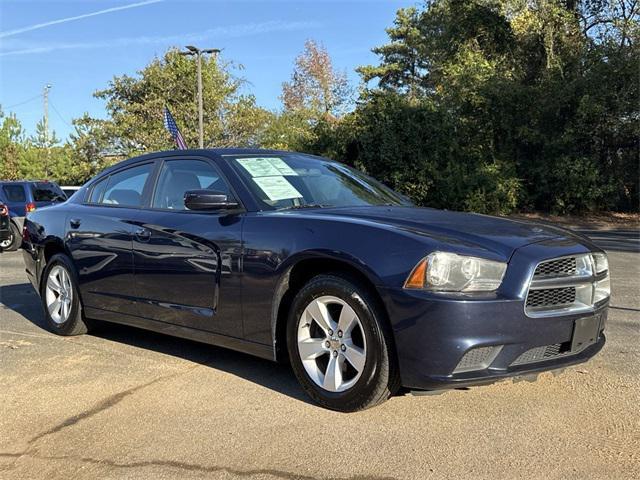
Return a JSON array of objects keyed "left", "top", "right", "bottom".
[
  {"left": 297, "top": 295, "right": 367, "bottom": 393},
  {"left": 45, "top": 265, "right": 73, "bottom": 324},
  {"left": 0, "top": 234, "right": 13, "bottom": 249}
]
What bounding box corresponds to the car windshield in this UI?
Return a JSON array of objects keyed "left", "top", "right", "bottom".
[
  {"left": 229, "top": 154, "right": 411, "bottom": 210},
  {"left": 31, "top": 182, "right": 66, "bottom": 202}
]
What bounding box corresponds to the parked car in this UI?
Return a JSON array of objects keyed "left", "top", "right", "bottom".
[
  {"left": 0, "top": 180, "right": 67, "bottom": 251},
  {"left": 61, "top": 186, "right": 81, "bottom": 199},
  {"left": 21, "top": 149, "right": 609, "bottom": 411},
  {"left": 0, "top": 202, "right": 10, "bottom": 251}
]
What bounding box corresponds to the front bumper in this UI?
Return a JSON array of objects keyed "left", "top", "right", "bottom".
[{"left": 381, "top": 240, "right": 608, "bottom": 391}]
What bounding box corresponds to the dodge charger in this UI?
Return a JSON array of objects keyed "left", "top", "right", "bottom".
[{"left": 22, "top": 149, "right": 609, "bottom": 411}]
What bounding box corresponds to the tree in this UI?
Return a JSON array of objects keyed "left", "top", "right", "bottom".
[
  {"left": 85, "top": 49, "right": 271, "bottom": 156},
  {"left": 282, "top": 40, "right": 352, "bottom": 120},
  {"left": 314, "top": 0, "right": 639, "bottom": 214},
  {"left": 357, "top": 7, "right": 430, "bottom": 97},
  {"left": 0, "top": 108, "right": 24, "bottom": 180}
]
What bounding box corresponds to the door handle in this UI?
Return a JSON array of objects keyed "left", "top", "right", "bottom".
[
  {"left": 69, "top": 218, "right": 81, "bottom": 229},
  {"left": 134, "top": 228, "right": 151, "bottom": 241}
]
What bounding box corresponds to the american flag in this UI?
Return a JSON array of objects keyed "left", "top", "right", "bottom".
[{"left": 163, "top": 106, "right": 188, "bottom": 150}]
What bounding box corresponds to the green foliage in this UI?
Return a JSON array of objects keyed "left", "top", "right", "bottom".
[
  {"left": 308, "top": 0, "right": 639, "bottom": 214},
  {"left": 90, "top": 49, "right": 270, "bottom": 155},
  {"left": 1, "top": 2, "right": 638, "bottom": 214}
]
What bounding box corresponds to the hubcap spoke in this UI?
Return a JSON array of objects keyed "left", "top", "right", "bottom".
[
  {"left": 342, "top": 341, "right": 366, "bottom": 372},
  {"left": 337, "top": 304, "right": 358, "bottom": 335},
  {"left": 48, "top": 297, "right": 61, "bottom": 315},
  {"left": 48, "top": 275, "right": 61, "bottom": 293},
  {"left": 63, "top": 299, "right": 70, "bottom": 319},
  {"left": 298, "top": 338, "right": 326, "bottom": 360},
  {"left": 323, "top": 354, "right": 344, "bottom": 391},
  {"left": 305, "top": 299, "right": 335, "bottom": 334}
]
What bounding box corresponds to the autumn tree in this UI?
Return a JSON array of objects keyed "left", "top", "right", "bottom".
[{"left": 282, "top": 40, "right": 352, "bottom": 120}]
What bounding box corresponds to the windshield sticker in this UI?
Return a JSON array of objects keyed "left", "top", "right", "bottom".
[
  {"left": 253, "top": 176, "right": 302, "bottom": 201},
  {"left": 237, "top": 157, "right": 298, "bottom": 177}
]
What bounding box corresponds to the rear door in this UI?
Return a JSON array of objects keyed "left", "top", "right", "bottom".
[
  {"left": 131, "top": 156, "right": 244, "bottom": 337},
  {"left": 67, "top": 162, "right": 156, "bottom": 321}
]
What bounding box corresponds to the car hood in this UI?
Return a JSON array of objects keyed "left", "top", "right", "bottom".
[{"left": 291, "top": 206, "right": 585, "bottom": 260}]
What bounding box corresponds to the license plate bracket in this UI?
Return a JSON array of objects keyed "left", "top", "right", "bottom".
[{"left": 571, "top": 315, "right": 600, "bottom": 352}]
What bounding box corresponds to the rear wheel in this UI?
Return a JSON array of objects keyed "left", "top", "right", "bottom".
[
  {"left": 41, "top": 254, "right": 89, "bottom": 336},
  {"left": 0, "top": 223, "right": 20, "bottom": 251},
  {"left": 287, "top": 274, "right": 399, "bottom": 411}
]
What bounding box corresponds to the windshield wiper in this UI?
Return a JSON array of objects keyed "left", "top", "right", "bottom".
[{"left": 279, "top": 203, "right": 332, "bottom": 210}]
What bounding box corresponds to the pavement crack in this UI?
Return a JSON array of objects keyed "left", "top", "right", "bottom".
[
  {"left": 0, "top": 452, "right": 398, "bottom": 480},
  {"left": 32, "top": 367, "right": 198, "bottom": 446},
  {"left": 1, "top": 365, "right": 199, "bottom": 469}
]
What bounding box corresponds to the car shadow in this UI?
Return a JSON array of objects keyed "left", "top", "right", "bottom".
[{"left": 0, "top": 282, "right": 312, "bottom": 405}]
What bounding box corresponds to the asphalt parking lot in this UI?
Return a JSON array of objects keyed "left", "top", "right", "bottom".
[{"left": 1, "top": 229, "right": 639, "bottom": 480}]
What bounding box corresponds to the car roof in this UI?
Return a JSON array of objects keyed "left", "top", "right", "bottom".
[
  {"left": 97, "top": 148, "right": 321, "bottom": 178},
  {"left": 0, "top": 180, "right": 59, "bottom": 184}
]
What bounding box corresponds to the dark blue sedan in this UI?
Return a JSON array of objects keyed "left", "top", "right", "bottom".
[{"left": 21, "top": 149, "right": 609, "bottom": 411}]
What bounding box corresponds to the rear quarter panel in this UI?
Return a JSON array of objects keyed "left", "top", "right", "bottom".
[{"left": 22, "top": 205, "right": 69, "bottom": 291}]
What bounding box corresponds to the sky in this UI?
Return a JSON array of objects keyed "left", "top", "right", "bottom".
[{"left": 0, "top": 0, "right": 407, "bottom": 140}]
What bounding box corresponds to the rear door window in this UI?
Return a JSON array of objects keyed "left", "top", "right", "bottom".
[
  {"left": 2, "top": 185, "right": 26, "bottom": 202},
  {"left": 31, "top": 183, "right": 66, "bottom": 202},
  {"left": 101, "top": 163, "right": 154, "bottom": 207},
  {"left": 88, "top": 178, "right": 108, "bottom": 203}
]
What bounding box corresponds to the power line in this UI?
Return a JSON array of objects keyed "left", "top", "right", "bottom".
[
  {"left": 49, "top": 100, "right": 72, "bottom": 127},
  {"left": 3, "top": 93, "right": 42, "bottom": 110}
]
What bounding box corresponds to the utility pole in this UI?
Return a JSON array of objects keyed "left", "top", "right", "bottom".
[
  {"left": 179, "top": 46, "right": 220, "bottom": 148},
  {"left": 43, "top": 84, "right": 51, "bottom": 144},
  {"left": 43, "top": 84, "right": 51, "bottom": 177}
]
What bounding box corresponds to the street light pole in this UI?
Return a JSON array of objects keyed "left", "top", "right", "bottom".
[
  {"left": 196, "top": 52, "right": 203, "bottom": 148},
  {"left": 180, "top": 46, "right": 221, "bottom": 149},
  {"left": 43, "top": 84, "right": 51, "bottom": 176},
  {"left": 43, "top": 84, "right": 52, "bottom": 143}
]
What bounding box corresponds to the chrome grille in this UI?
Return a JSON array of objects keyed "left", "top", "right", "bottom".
[
  {"left": 525, "top": 254, "right": 610, "bottom": 317},
  {"left": 526, "top": 287, "right": 576, "bottom": 308},
  {"left": 534, "top": 257, "right": 576, "bottom": 277}
]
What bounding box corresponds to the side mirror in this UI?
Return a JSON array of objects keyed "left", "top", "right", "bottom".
[{"left": 184, "top": 190, "right": 239, "bottom": 211}]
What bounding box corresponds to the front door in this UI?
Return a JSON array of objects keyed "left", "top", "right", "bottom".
[{"left": 131, "top": 158, "right": 243, "bottom": 337}]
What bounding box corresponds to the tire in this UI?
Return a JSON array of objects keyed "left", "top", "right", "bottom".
[
  {"left": 1, "top": 222, "right": 21, "bottom": 251},
  {"left": 287, "top": 273, "right": 400, "bottom": 412},
  {"left": 40, "top": 253, "right": 90, "bottom": 336}
]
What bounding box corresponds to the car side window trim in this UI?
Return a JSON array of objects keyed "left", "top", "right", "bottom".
[
  {"left": 86, "top": 178, "right": 107, "bottom": 204},
  {"left": 145, "top": 155, "right": 245, "bottom": 214},
  {"left": 83, "top": 161, "right": 157, "bottom": 209}
]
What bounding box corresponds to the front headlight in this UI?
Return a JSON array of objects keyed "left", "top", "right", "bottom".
[
  {"left": 592, "top": 252, "right": 609, "bottom": 274},
  {"left": 404, "top": 251, "right": 507, "bottom": 292}
]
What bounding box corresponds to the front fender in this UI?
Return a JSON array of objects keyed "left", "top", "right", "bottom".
[{"left": 268, "top": 249, "right": 387, "bottom": 355}]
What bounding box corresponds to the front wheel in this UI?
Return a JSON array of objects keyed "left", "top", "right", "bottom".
[
  {"left": 287, "top": 274, "right": 399, "bottom": 411},
  {"left": 41, "top": 254, "right": 90, "bottom": 336}
]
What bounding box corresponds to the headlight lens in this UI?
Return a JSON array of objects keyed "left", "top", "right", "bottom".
[
  {"left": 594, "top": 276, "right": 611, "bottom": 303},
  {"left": 404, "top": 252, "right": 507, "bottom": 292},
  {"left": 592, "top": 252, "right": 608, "bottom": 274}
]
